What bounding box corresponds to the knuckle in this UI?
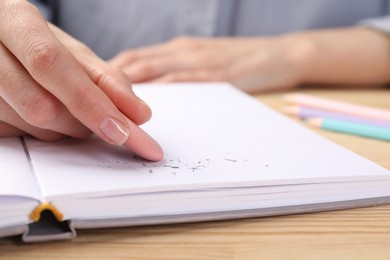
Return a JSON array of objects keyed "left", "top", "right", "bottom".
[
  {"left": 137, "top": 62, "right": 156, "bottom": 75},
  {"left": 95, "top": 66, "right": 125, "bottom": 88},
  {"left": 22, "top": 93, "right": 62, "bottom": 127},
  {"left": 94, "top": 69, "right": 111, "bottom": 87},
  {"left": 26, "top": 41, "right": 60, "bottom": 78},
  {"left": 107, "top": 66, "right": 128, "bottom": 81},
  {"left": 172, "top": 36, "right": 200, "bottom": 50},
  {"left": 193, "top": 52, "right": 208, "bottom": 65},
  {"left": 119, "top": 50, "right": 137, "bottom": 63}
]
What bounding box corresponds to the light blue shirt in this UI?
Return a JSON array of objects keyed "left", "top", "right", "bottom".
[{"left": 32, "top": 0, "right": 390, "bottom": 59}]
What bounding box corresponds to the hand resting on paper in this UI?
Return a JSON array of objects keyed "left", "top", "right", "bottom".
[
  {"left": 110, "top": 28, "right": 390, "bottom": 93},
  {"left": 0, "top": 0, "right": 162, "bottom": 161}
]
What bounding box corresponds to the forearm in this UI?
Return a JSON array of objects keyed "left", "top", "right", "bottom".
[{"left": 287, "top": 27, "right": 390, "bottom": 86}]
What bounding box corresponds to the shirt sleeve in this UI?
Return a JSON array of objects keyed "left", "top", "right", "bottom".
[{"left": 358, "top": 15, "right": 390, "bottom": 34}]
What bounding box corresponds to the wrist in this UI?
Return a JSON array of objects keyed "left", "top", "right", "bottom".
[{"left": 278, "top": 33, "right": 318, "bottom": 86}]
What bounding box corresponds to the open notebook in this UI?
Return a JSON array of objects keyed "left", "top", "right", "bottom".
[{"left": 1, "top": 83, "right": 390, "bottom": 242}]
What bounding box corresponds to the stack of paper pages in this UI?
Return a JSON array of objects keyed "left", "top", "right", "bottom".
[{"left": 1, "top": 83, "right": 389, "bottom": 242}]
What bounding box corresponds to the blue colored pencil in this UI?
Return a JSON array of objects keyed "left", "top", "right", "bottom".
[{"left": 307, "top": 118, "right": 390, "bottom": 142}]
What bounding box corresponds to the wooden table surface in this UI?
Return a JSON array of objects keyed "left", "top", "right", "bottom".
[{"left": 1, "top": 87, "right": 390, "bottom": 260}]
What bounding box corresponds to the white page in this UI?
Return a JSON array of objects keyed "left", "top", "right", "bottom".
[
  {"left": 25, "top": 83, "right": 390, "bottom": 199},
  {"left": 0, "top": 137, "right": 41, "bottom": 200}
]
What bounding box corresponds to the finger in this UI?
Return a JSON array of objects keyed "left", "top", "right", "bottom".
[
  {"left": 109, "top": 36, "right": 208, "bottom": 68},
  {"left": 0, "top": 120, "right": 25, "bottom": 137},
  {"left": 49, "top": 24, "right": 152, "bottom": 125},
  {"left": 124, "top": 119, "right": 163, "bottom": 162},
  {"left": 0, "top": 97, "right": 67, "bottom": 142},
  {"left": 152, "top": 69, "right": 226, "bottom": 83},
  {"left": 122, "top": 55, "right": 198, "bottom": 83},
  {"left": 0, "top": 42, "right": 91, "bottom": 138},
  {"left": 109, "top": 42, "right": 177, "bottom": 68},
  {"left": 0, "top": 2, "right": 163, "bottom": 160},
  {"left": 0, "top": 2, "right": 127, "bottom": 143}
]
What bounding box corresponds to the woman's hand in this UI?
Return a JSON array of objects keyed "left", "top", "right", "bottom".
[
  {"left": 110, "top": 28, "right": 390, "bottom": 93},
  {"left": 109, "top": 36, "right": 310, "bottom": 93},
  {"left": 0, "top": 0, "right": 162, "bottom": 161}
]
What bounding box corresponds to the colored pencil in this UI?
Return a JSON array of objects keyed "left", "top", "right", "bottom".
[
  {"left": 284, "top": 94, "right": 390, "bottom": 123},
  {"left": 307, "top": 118, "right": 390, "bottom": 141},
  {"left": 285, "top": 106, "right": 390, "bottom": 128}
]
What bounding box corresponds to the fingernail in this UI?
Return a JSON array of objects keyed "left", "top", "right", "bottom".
[{"left": 99, "top": 117, "right": 130, "bottom": 145}]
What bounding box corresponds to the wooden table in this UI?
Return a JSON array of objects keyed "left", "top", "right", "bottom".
[{"left": 1, "top": 87, "right": 390, "bottom": 260}]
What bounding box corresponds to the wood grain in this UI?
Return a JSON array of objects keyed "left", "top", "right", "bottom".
[{"left": 1, "top": 87, "right": 390, "bottom": 259}]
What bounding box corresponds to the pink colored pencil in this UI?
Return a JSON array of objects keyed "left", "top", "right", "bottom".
[
  {"left": 284, "top": 106, "right": 390, "bottom": 128},
  {"left": 284, "top": 94, "right": 390, "bottom": 123}
]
